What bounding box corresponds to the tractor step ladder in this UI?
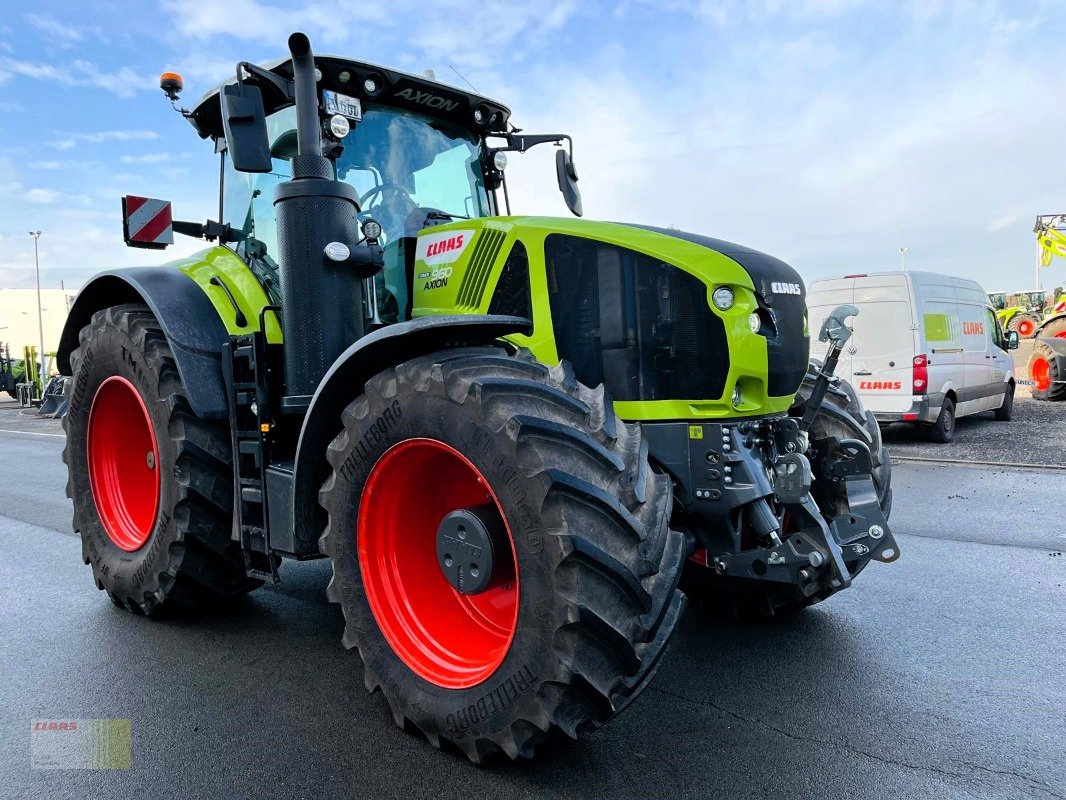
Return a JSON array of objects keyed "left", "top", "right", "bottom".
[{"left": 224, "top": 333, "right": 280, "bottom": 583}]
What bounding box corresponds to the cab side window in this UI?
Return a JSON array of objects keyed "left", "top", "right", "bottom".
[{"left": 985, "top": 308, "right": 1005, "bottom": 350}]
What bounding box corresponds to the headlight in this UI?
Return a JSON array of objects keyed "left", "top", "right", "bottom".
[
  {"left": 712, "top": 286, "right": 735, "bottom": 311},
  {"left": 731, "top": 385, "right": 742, "bottom": 407},
  {"left": 493, "top": 151, "right": 508, "bottom": 170},
  {"left": 748, "top": 312, "right": 761, "bottom": 333}
]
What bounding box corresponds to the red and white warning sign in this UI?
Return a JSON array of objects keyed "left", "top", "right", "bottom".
[{"left": 122, "top": 196, "right": 174, "bottom": 249}]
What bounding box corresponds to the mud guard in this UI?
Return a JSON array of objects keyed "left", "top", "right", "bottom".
[
  {"left": 286, "top": 315, "right": 532, "bottom": 555},
  {"left": 57, "top": 269, "right": 229, "bottom": 419}
]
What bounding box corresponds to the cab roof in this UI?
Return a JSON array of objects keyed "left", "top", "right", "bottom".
[{"left": 189, "top": 54, "right": 511, "bottom": 141}]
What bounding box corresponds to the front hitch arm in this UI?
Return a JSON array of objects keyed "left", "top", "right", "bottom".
[{"left": 799, "top": 304, "right": 859, "bottom": 433}]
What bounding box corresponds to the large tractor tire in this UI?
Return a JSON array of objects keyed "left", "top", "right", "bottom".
[
  {"left": 63, "top": 304, "right": 263, "bottom": 615},
  {"left": 319, "top": 347, "right": 686, "bottom": 762},
  {"left": 682, "top": 368, "right": 892, "bottom": 620},
  {"left": 1029, "top": 340, "right": 1066, "bottom": 402},
  {"left": 1008, "top": 312, "right": 1039, "bottom": 339}
]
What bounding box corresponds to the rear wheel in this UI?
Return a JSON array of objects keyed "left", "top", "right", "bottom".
[
  {"left": 63, "top": 304, "right": 262, "bottom": 614},
  {"left": 682, "top": 370, "right": 892, "bottom": 620},
  {"left": 1009, "top": 313, "right": 1039, "bottom": 339},
  {"left": 1029, "top": 341, "right": 1065, "bottom": 401},
  {"left": 319, "top": 348, "right": 686, "bottom": 761},
  {"left": 925, "top": 397, "right": 956, "bottom": 443}
]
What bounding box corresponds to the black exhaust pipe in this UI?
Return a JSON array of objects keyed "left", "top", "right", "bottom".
[{"left": 274, "top": 32, "right": 364, "bottom": 408}]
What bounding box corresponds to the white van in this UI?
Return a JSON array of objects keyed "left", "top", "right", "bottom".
[{"left": 806, "top": 271, "right": 1019, "bottom": 442}]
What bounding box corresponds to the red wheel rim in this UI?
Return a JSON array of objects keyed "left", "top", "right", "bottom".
[
  {"left": 1017, "top": 319, "right": 1034, "bottom": 337},
  {"left": 1031, "top": 357, "right": 1051, "bottom": 391},
  {"left": 1056, "top": 330, "right": 1066, "bottom": 340},
  {"left": 87, "top": 376, "right": 160, "bottom": 552},
  {"left": 358, "top": 439, "right": 519, "bottom": 689}
]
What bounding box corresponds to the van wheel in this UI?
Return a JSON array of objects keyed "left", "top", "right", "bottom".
[
  {"left": 925, "top": 398, "right": 956, "bottom": 442},
  {"left": 993, "top": 383, "right": 1014, "bottom": 420}
]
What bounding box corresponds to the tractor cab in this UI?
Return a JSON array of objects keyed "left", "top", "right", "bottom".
[{"left": 181, "top": 54, "right": 580, "bottom": 324}]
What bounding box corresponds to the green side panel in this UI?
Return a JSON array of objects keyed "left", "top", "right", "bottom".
[
  {"left": 410, "top": 216, "right": 794, "bottom": 421},
  {"left": 170, "top": 246, "right": 283, "bottom": 343},
  {"left": 924, "top": 312, "right": 952, "bottom": 342}
]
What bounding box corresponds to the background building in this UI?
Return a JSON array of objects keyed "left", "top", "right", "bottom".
[{"left": 0, "top": 288, "right": 77, "bottom": 364}]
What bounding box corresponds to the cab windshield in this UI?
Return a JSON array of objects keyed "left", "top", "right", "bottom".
[
  {"left": 224, "top": 104, "right": 490, "bottom": 322},
  {"left": 267, "top": 105, "right": 489, "bottom": 244}
]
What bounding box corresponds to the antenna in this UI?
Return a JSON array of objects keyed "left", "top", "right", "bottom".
[{"left": 449, "top": 65, "right": 480, "bottom": 94}]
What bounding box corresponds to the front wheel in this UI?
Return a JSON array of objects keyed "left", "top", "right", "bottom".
[
  {"left": 319, "top": 348, "right": 686, "bottom": 761},
  {"left": 1008, "top": 313, "right": 1039, "bottom": 339},
  {"left": 994, "top": 383, "right": 1014, "bottom": 420}
]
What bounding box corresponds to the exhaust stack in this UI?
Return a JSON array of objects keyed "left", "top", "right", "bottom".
[{"left": 274, "top": 32, "right": 364, "bottom": 408}]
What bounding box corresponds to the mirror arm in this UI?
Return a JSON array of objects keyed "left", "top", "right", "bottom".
[
  {"left": 499, "top": 132, "right": 573, "bottom": 158},
  {"left": 236, "top": 61, "right": 295, "bottom": 104},
  {"left": 173, "top": 219, "right": 233, "bottom": 244}
]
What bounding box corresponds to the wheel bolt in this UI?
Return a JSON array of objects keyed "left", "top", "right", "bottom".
[{"left": 146, "top": 452, "right": 155, "bottom": 469}]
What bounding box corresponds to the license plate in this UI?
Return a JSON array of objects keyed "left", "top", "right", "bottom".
[{"left": 323, "top": 90, "right": 362, "bottom": 120}]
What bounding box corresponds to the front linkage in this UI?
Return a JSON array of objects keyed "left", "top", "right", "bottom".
[{"left": 650, "top": 305, "right": 899, "bottom": 603}]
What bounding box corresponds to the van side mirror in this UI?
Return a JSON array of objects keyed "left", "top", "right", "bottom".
[
  {"left": 222, "top": 82, "right": 272, "bottom": 173},
  {"left": 1005, "top": 330, "right": 1020, "bottom": 350},
  {"left": 555, "top": 149, "right": 583, "bottom": 217}
]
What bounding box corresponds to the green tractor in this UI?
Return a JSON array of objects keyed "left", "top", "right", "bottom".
[
  {"left": 990, "top": 290, "right": 1044, "bottom": 339},
  {"left": 58, "top": 34, "right": 897, "bottom": 761}
]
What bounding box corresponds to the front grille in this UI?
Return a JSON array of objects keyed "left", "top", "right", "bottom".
[{"left": 545, "top": 234, "right": 728, "bottom": 401}]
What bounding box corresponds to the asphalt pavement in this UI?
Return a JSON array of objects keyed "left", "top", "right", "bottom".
[{"left": 1, "top": 420, "right": 1063, "bottom": 800}]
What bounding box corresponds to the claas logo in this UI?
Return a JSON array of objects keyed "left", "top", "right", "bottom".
[
  {"left": 962, "top": 321, "right": 984, "bottom": 335},
  {"left": 859, "top": 381, "right": 902, "bottom": 390},
  {"left": 425, "top": 234, "right": 465, "bottom": 258}
]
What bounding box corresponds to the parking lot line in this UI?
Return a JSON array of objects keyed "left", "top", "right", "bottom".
[{"left": 0, "top": 429, "right": 65, "bottom": 439}]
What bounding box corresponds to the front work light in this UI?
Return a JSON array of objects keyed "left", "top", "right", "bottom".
[{"left": 712, "top": 286, "right": 735, "bottom": 311}]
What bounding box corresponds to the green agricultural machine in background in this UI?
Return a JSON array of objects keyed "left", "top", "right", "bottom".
[
  {"left": 989, "top": 290, "right": 1045, "bottom": 338},
  {"left": 1028, "top": 289, "right": 1066, "bottom": 401},
  {"left": 58, "top": 33, "right": 897, "bottom": 761}
]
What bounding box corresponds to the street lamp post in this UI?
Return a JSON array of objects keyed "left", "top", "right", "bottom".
[
  {"left": 29, "top": 231, "right": 45, "bottom": 398},
  {"left": 899, "top": 245, "right": 908, "bottom": 272}
]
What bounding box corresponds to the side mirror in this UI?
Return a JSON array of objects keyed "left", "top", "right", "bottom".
[
  {"left": 1005, "top": 330, "right": 1020, "bottom": 350},
  {"left": 222, "top": 82, "right": 272, "bottom": 173},
  {"left": 555, "top": 149, "right": 583, "bottom": 217}
]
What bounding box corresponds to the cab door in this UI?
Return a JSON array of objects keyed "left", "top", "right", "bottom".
[
  {"left": 959, "top": 301, "right": 993, "bottom": 414},
  {"left": 984, "top": 306, "right": 1010, "bottom": 408}
]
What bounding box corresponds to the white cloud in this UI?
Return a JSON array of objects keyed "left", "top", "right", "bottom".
[
  {"left": 160, "top": 0, "right": 386, "bottom": 45},
  {"left": 27, "top": 188, "right": 60, "bottom": 204},
  {"left": 24, "top": 13, "right": 84, "bottom": 45},
  {"left": 27, "top": 161, "right": 62, "bottom": 170},
  {"left": 120, "top": 152, "right": 171, "bottom": 164},
  {"left": 54, "top": 129, "right": 160, "bottom": 150},
  {"left": 0, "top": 57, "right": 148, "bottom": 98}
]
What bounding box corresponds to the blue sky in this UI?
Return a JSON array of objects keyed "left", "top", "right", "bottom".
[{"left": 2, "top": 0, "right": 1066, "bottom": 293}]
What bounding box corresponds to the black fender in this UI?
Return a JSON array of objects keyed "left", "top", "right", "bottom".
[
  {"left": 57, "top": 269, "right": 229, "bottom": 419},
  {"left": 287, "top": 314, "right": 532, "bottom": 553}
]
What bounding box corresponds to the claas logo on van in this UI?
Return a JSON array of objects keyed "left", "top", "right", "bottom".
[
  {"left": 962, "top": 321, "right": 984, "bottom": 335},
  {"left": 859, "top": 381, "right": 903, "bottom": 390}
]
